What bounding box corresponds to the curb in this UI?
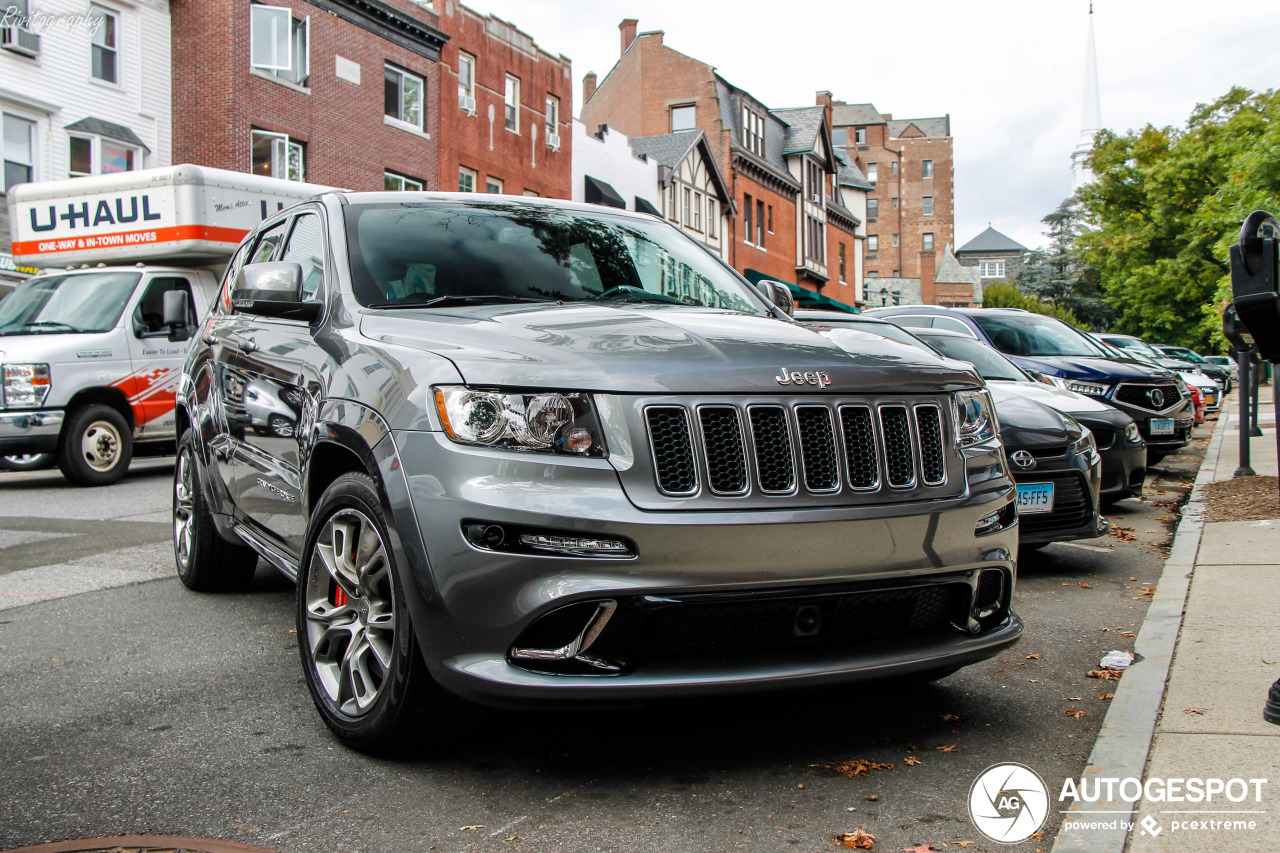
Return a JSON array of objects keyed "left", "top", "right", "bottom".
[{"left": 1051, "top": 402, "right": 1229, "bottom": 853}]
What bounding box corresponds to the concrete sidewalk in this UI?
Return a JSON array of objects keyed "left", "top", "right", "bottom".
[{"left": 1056, "top": 389, "right": 1280, "bottom": 852}]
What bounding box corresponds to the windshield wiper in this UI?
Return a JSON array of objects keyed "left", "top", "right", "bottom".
[{"left": 369, "top": 295, "right": 553, "bottom": 309}]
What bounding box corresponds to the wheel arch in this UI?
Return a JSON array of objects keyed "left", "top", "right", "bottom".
[{"left": 59, "top": 386, "right": 136, "bottom": 444}]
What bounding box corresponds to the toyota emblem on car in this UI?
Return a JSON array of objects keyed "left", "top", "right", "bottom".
[{"left": 1010, "top": 450, "right": 1037, "bottom": 469}]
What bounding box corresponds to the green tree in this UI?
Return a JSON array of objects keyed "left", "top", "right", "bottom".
[
  {"left": 981, "top": 282, "right": 1081, "bottom": 325},
  {"left": 1017, "top": 197, "right": 1111, "bottom": 329},
  {"left": 1078, "top": 87, "right": 1280, "bottom": 350}
]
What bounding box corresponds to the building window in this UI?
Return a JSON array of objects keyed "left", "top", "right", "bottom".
[
  {"left": 807, "top": 215, "right": 824, "bottom": 261},
  {"left": 250, "top": 4, "right": 309, "bottom": 86},
  {"left": 806, "top": 160, "right": 823, "bottom": 203},
  {"left": 867, "top": 235, "right": 878, "bottom": 253},
  {"left": 868, "top": 271, "right": 879, "bottom": 279},
  {"left": 854, "top": 127, "right": 866, "bottom": 145},
  {"left": 671, "top": 104, "right": 696, "bottom": 132},
  {"left": 707, "top": 198, "right": 717, "bottom": 238},
  {"left": 523, "top": 189, "right": 539, "bottom": 196},
  {"left": 892, "top": 196, "right": 899, "bottom": 209},
  {"left": 3, "top": 113, "right": 35, "bottom": 192},
  {"left": 891, "top": 161, "right": 899, "bottom": 174},
  {"left": 744, "top": 193, "right": 753, "bottom": 244},
  {"left": 839, "top": 243, "right": 846, "bottom": 282},
  {"left": 384, "top": 171, "right": 423, "bottom": 191},
  {"left": 90, "top": 4, "right": 119, "bottom": 84},
  {"left": 756, "top": 200, "right": 765, "bottom": 246},
  {"left": 767, "top": 204, "right": 773, "bottom": 232},
  {"left": 683, "top": 187, "right": 692, "bottom": 226},
  {"left": 668, "top": 182, "right": 678, "bottom": 221},
  {"left": 891, "top": 270, "right": 898, "bottom": 277},
  {"left": 385, "top": 65, "right": 424, "bottom": 130},
  {"left": 892, "top": 233, "right": 899, "bottom": 247},
  {"left": 980, "top": 261, "right": 1006, "bottom": 278},
  {"left": 923, "top": 232, "right": 934, "bottom": 252},
  {"left": 69, "top": 135, "right": 139, "bottom": 177},
  {"left": 923, "top": 195, "right": 934, "bottom": 216},
  {"left": 740, "top": 107, "right": 764, "bottom": 156},
  {"left": 922, "top": 159, "right": 934, "bottom": 178},
  {"left": 832, "top": 128, "right": 847, "bottom": 147},
  {"left": 486, "top": 176, "right": 503, "bottom": 194},
  {"left": 867, "top": 198, "right": 878, "bottom": 220},
  {"left": 693, "top": 190, "right": 703, "bottom": 231},
  {"left": 250, "top": 130, "right": 304, "bottom": 181},
  {"left": 866, "top": 162, "right": 877, "bottom": 183},
  {"left": 504, "top": 75, "right": 520, "bottom": 132},
  {"left": 458, "top": 167, "right": 476, "bottom": 192},
  {"left": 545, "top": 95, "right": 559, "bottom": 135},
  {"left": 458, "top": 53, "right": 476, "bottom": 110}
]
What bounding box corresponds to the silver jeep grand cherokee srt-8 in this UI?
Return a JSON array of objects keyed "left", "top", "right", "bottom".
[{"left": 172, "top": 194, "right": 1021, "bottom": 752}]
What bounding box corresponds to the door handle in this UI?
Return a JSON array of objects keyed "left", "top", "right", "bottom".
[
  {"left": 240, "top": 339, "right": 259, "bottom": 353},
  {"left": 201, "top": 334, "right": 217, "bottom": 346}
]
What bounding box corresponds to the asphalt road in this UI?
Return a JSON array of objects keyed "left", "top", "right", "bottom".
[{"left": 0, "top": 423, "right": 1212, "bottom": 853}]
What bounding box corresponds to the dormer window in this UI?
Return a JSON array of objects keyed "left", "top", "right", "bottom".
[{"left": 740, "top": 106, "right": 764, "bottom": 157}]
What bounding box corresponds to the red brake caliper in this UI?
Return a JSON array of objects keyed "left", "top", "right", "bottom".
[{"left": 332, "top": 584, "right": 348, "bottom": 607}]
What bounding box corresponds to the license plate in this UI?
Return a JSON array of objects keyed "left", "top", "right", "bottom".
[
  {"left": 1149, "top": 418, "right": 1175, "bottom": 436},
  {"left": 1016, "top": 482, "right": 1055, "bottom": 514}
]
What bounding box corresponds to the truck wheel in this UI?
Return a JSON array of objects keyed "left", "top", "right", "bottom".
[
  {"left": 173, "top": 430, "right": 258, "bottom": 592},
  {"left": 1, "top": 453, "right": 53, "bottom": 472},
  {"left": 58, "top": 404, "right": 133, "bottom": 486},
  {"left": 297, "top": 472, "right": 442, "bottom": 754}
]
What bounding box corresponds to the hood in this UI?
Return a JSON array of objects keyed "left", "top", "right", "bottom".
[
  {"left": 986, "top": 379, "right": 1114, "bottom": 417},
  {"left": 360, "top": 304, "right": 982, "bottom": 394},
  {"left": 0, "top": 330, "right": 123, "bottom": 366},
  {"left": 1011, "top": 353, "right": 1172, "bottom": 382},
  {"left": 986, "top": 384, "right": 1075, "bottom": 451}
]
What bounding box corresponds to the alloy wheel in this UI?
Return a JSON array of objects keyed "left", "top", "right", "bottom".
[{"left": 173, "top": 450, "right": 195, "bottom": 571}]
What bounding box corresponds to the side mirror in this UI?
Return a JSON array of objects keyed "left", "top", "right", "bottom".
[
  {"left": 162, "top": 289, "right": 191, "bottom": 343},
  {"left": 232, "top": 262, "right": 321, "bottom": 321},
  {"left": 1230, "top": 210, "right": 1280, "bottom": 362},
  {"left": 757, "top": 280, "right": 795, "bottom": 317}
]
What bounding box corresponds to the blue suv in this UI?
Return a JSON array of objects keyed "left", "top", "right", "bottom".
[{"left": 864, "top": 307, "right": 1194, "bottom": 460}]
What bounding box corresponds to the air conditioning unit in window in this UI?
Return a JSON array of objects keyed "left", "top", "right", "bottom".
[
  {"left": 0, "top": 25, "right": 40, "bottom": 58},
  {"left": 459, "top": 94, "right": 476, "bottom": 115},
  {"left": 545, "top": 131, "right": 561, "bottom": 151}
]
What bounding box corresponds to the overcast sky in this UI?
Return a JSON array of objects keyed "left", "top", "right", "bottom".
[{"left": 468, "top": 0, "right": 1280, "bottom": 250}]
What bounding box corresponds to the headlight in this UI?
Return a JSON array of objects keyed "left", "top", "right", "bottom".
[
  {"left": 1124, "top": 422, "right": 1142, "bottom": 443},
  {"left": 954, "top": 389, "right": 998, "bottom": 447},
  {"left": 1056, "top": 378, "right": 1110, "bottom": 397},
  {"left": 1070, "top": 426, "right": 1097, "bottom": 458},
  {"left": 1025, "top": 370, "right": 1056, "bottom": 386},
  {"left": 433, "top": 386, "right": 606, "bottom": 456},
  {"left": 2, "top": 363, "right": 51, "bottom": 409}
]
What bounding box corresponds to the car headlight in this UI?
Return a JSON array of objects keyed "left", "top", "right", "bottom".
[
  {"left": 1056, "top": 378, "right": 1110, "bottom": 397},
  {"left": 2, "top": 363, "right": 51, "bottom": 409},
  {"left": 1124, "top": 422, "right": 1142, "bottom": 443},
  {"left": 955, "top": 389, "right": 998, "bottom": 447},
  {"left": 433, "top": 386, "right": 606, "bottom": 456},
  {"left": 1025, "top": 370, "right": 1056, "bottom": 386},
  {"left": 1070, "top": 426, "right": 1097, "bottom": 458}
]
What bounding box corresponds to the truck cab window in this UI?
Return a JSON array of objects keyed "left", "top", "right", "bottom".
[{"left": 134, "top": 277, "right": 197, "bottom": 337}]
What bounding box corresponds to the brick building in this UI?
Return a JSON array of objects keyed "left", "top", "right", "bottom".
[
  {"left": 171, "top": 0, "right": 448, "bottom": 192},
  {"left": 434, "top": 3, "right": 572, "bottom": 198},
  {"left": 827, "top": 100, "right": 955, "bottom": 304},
  {"left": 580, "top": 20, "right": 863, "bottom": 311}
]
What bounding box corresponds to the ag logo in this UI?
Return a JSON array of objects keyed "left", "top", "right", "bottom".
[
  {"left": 969, "top": 762, "right": 1049, "bottom": 843},
  {"left": 1010, "top": 450, "right": 1036, "bottom": 470}
]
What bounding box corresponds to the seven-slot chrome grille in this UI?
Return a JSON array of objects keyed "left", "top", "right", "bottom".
[{"left": 642, "top": 398, "right": 952, "bottom": 502}]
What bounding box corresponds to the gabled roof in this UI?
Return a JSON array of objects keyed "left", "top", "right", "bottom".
[
  {"left": 934, "top": 245, "right": 982, "bottom": 286},
  {"left": 628, "top": 129, "right": 733, "bottom": 206},
  {"left": 834, "top": 149, "right": 873, "bottom": 190},
  {"left": 770, "top": 106, "right": 824, "bottom": 155},
  {"left": 831, "top": 103, "right": 884, "bottom": 127},
  {"left": 887, "top": 116, "right": 950, "bottom": 138},
  {"left": 957, "top": 226, "right": 1029, "bottom": 254}
]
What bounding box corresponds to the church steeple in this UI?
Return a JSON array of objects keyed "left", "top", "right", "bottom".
[{"left": 1070, "top": 3, "right": 1101, "bottom": 191}]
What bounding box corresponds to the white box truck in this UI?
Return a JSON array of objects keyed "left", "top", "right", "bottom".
[{"left": 2, "top": 165, "right": 333, "bottom": 485}]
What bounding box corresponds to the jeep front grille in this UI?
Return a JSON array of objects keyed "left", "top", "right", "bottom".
[{"left": 644, "top": 399, "right": 951, "bottom": 500}]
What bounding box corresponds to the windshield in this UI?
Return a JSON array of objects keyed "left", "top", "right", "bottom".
[
  {"left": 1104, "top": 335, "right": 1162, "bottom": 357},
  {"left": 0, "top": 272, "right": 140, "bottom": 335},
  {"left": 345, "top": 202, "right": 767, "bottom": 313},
  {"left": 1165, "top": 347, "right": 1205, "bottom": 363},
  {"left": 971, "top": 313, "right": 1106, "bottom": 358},
  {"left": 916, "top": 332, "right": 1028, "bottom": 381}
]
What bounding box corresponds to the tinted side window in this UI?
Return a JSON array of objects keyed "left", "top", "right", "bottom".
[
  {"left": 217, "top": 243, "right": 250, "bottom": 314},
  {"left": 248, "top": 220, "right": 289, "bottom": 264},
  {"left": 892, "top": 315, "right": 934, "bottom": 329},
  {"left": 134, "top": 276, "right": 197, "bottom": 336},
  {"left": 931, "top": 316, "right": 978, "bottom": 337},
  {"left": 279, "top": 212, "right": 326, "bottom": 303}
]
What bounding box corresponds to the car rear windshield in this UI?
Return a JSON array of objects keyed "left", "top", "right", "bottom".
[
  {"left": 916, "top": 332, "right": 1028, "bottom": 381},
  {"left": 0, "top": 272, "right": 141, "bottom": 335},
  {"left": 344, "top": 202, "right": 766, "bottom": 313},
  {"left": 971, "top": 314, "right": 1105, "bottom": 358}
]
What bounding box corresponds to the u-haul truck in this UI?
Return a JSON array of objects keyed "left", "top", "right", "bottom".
[{"left": 2, "top": 165, "right": 334, "bottom": 485}]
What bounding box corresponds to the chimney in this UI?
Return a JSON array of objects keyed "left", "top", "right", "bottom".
[
  {"left": 815, "top": 91, "right": 833, "bottom": 133},
  {"left": 620, "top": 19, "right": 638, "bottom": 56},
  {"left": 583, "top": 71, "right": 598, "bottom": 103}
]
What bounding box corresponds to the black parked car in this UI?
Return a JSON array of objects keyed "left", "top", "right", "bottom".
[
  {"left": 863, "top": 307, "right": 1194, "bottom": 461},
  {"left": 1153, "top": 344, "right": 1233, "bottom": 394},
  {"left": 797, "top": 311, "right": 1109, "bottom": 547}
]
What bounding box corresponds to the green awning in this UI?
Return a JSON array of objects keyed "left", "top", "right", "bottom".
[{"left": 741, "top": 269, "right": 859, "bottom": 314}]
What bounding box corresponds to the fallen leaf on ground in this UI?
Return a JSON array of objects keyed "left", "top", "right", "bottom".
[
  {"left": 1098, "top": 693, "right": 1115, "bottom": 700},
  {"left": 937, "top": 744, "right": 957, "bottom": 752},
  {"left": 904, "top": 756, "right": 923, "bottom": 766},
  {"left": 941, "top": 713, "right": 961, "bottom": 722},
  {"left": 1066, "top": 709, "right": 1086, "bottom": 719},
  {"left": 955, "top": 843, "right": 976, "bottom": 849},
  {"left": 1132, "top": 586, "right": 1156, "bottom": 599},
  {"left": 1029, "top": 679, "right": 1041, "bottom": 684},
  {"left": 1122, "top": 632, "right": 1136, "bottom": 638},
  {"left": 817, "top": 759, "right": 895, "bottom": 778},
  {"left": 1077, "top": 582, "right": 1093, "bottom": 588},
  {"left": 836, "top": 828, "right": 876, "bottom": 849},
  {"left": 868, "top": 794, "right": 879, "bottom": 801},
  {"left": 1026, "top": 654, "right": 1042, "bottom": 660},
  {"left": 1088, "top": 669, "right": 1122, "bottom": 680},
  {"left": 1185, "top": 707, "right": 1206, "bottom": 715},
  {"left": 1130, "top": 576, "right": 1138, "bottom": 581},
  {"left": 460, "top": 825, "right": 484, "bottom": 831}
]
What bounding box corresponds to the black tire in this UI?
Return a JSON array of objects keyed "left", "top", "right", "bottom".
[
  {"left": 297, "top": 472, "right": 441, "bottom": 754},
  {"left": 1, "top": 453, "right": 53, "bottom": 471},
  {"left": 1019, "top": 541, "right": 1051, "bottom": 554},
  {"left": 58, "top": 404, "right": 133, "bottom": 486},
  {"left": 172, "top": 430, "right": 258, "bottom": 592}
]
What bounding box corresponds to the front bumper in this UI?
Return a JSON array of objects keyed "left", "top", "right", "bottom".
[
  {"left": 0, "top": 409, "right": 64, "bottom": 456},
  {"left": 384, "top": 430, "right": 1021, "bottom": 706},
  {"left": 1011, "top": 446, "right": 1107, "bottom": 546}
]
